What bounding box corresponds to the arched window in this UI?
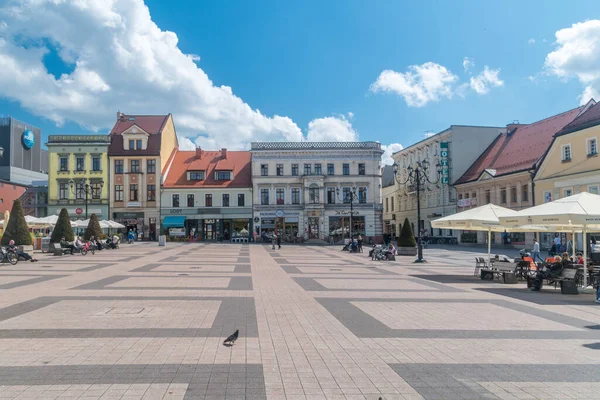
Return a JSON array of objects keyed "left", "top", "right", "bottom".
[{"left": 309, "top": 184, "right": 320, "bottom": 204}]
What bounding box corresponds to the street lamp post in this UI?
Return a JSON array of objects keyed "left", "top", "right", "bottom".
[
  {"left": 392, "top": 159, "right": 441, "bottom": 263},
  {"left": 69, "top": 178, "right": 104, "bottom": 219},
  {"left": 335, "top": 187, "right": 358, "bottom": 242}
]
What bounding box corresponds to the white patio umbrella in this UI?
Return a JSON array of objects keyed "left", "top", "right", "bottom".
[
  {"left": 104, "top": 220, "right": 125, "bottom": 229},
  {"left": 500, "top": 192, "right": 600, "bottom": 287},
  {"left": 0, "top": 215, "right": 42, "bottom": 227}
]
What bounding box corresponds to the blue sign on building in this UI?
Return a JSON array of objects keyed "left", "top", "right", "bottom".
[{"left": 21, "top": 130, "right": 35, "bottom": 150}]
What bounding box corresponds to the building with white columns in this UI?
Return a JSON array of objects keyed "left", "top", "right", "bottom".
[{"left": 249, "top": 142, "right": 384, "bottom": 243}]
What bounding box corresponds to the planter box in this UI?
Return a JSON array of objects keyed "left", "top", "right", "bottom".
[{"left": 397, "top": 246, "right": 417, "bottom": 256}]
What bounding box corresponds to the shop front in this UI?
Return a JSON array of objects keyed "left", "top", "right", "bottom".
[
  {"left": 328, "top": 214, "right": 366, "bottom": 242},
  {"left": 161, "top": 208, "right": 253, "bottom": 242},
  {"left": 258, "top": 210, "right": 302, "bottom": 242},
  {"left": 113, "top": 211, "right": 144, "bottom": 236}
]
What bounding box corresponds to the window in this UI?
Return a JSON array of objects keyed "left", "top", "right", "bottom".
[
  {"left": 115, "top": 185, "right": 123, "bottom": 202},
  {"left": 129, "top": 184, "right": 138, "bottom": 201},
  {"left": 92, "top": 157, "right": 101, "bottom": 171},
  {"left": 314, "top": 164, "right": 322, "bottom": 175},
  {"left": 589, "top": 186, "right": 599, "bottom": 195},
  {"left": 276, "top": 164, "right": 284, "bottom": 176},
  {"left": 260, "top": 189, "right": 269, "bottom": 205},
  {"left": 215, "top": 171, "right": 231, "bottom": 180},
  {"left": 500, "top": 188, "right": 507, "bottom": 204},
  {"left": 172, "top": 194, "right": 180, "bottom": 207},
  {"left": 136, "top": 139, "right": 142, "bottom": 150},
  {"left": 189, "top": 171, "right": 204, "bottom": 180},
  {"left": 147, "top": 159, "right": 156, "bottom": 174},
  {"left": 588, "top": 138, "right": 598, "bottom": 156},
  {"left": 222, "top": 194, "right": 229, "bottom": 207},
  {"left": 304, "top": 163, "right": 311, "bottom": 175},
  {"left": 291, "top": 164, "right": 299, "bottom": 176},
  {"left": 309, "top": 184, "right": 319, "bottom": 203},
  {"left": 485, "top": 190, "right": 491, "bottom": 204},
  {"left": 187, "top": 194, "right": 195, "bottom": 207},
  {"left": 147, "top": 185, "right": 155, "bottom": 201},
  {"left": 358, "top": 163, "right": 365, "bottom": 175},
  {"left": 130, "top": 160, "right": 140, "bottom": 173},
  {"left": 76, "top": 157, "right": 85, "bottom": 172},
  {"left": 511, "top": 186, "right": 517, "bottom": 203},
  {"left": 276, "top": 188, "right": 285, "bottom": 205},
  {"left": 76, "top": 182, "right": 84, "bottom": 200},
  {"left": 343, "top": 187, "right": 352, "bottom": 203},
  {"left": 343, "top": 163, "right": 350, "bottom": 175},
  {"left": 205, "top": 194, "right": 212, "bottom": 207},
  {"left": 59, "top": 157, "right": 68, "bottom": 172},
  {"left": 563, "top": 189, "right": 572, "bottom": 198},
  {"left": 391, "top": 196, "right": 394, "bottom": 211},
  {"left": 261, "top": 164, "right": 268, "bottom": 176},
  {"left": 237, "top": 193, "right": 245, "bottom": 206},
  {"left": 358, "top": 187, "right": 367, "bottom": 203},
  {"left": 129, "top": 140, "right": 135, "bottom": 150},
  {"left": 522, "top": 185, "right": 529, "bottom": 202},
  {"left": 114, "top": 160, "right": 123, "bottom": 174},
  {"left": 327, "top": 187, "right": 336, "bottom": 204},
  {"left": 291, "top": 188, "right": 300, "bottom": 205},
  {"left": 544, "top": 191, "right": 552, "bottom": 203},
  {"left": 91, "top": 183, "right": 101, "bottom": 199},
  {"left": 59, "top": 183, "right": 68, "bottom": 200},
  {"left": 385, "top": 198, "right": 389, "bottom": 212},
  {"left": 562, "top": 144, "right": 571, "bottom": 161},
  {"left": 458, "top": 194, "right": 463, "bottom": 201},
  {"left": 327, "top": 163, "right": 334, "bottom": 175}
]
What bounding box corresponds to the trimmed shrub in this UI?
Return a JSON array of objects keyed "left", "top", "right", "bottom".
[
  {"left": 83, "top": 213, "right": 103, "bottom": 241},
  {"left": 397, "top": 217, "right": 416, "bottom": 247},
  {"left": 50, "top": 208, "right": 74, "bottom": 242},
  {"left": 1, "top": 200, "right": 31, "bottom": 246}
]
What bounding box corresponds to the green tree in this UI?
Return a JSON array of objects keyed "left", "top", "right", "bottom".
[
  {"left": 83, "top": 213, "right": 103, "bottom": 241},
  {"left": 1, "top": 200, "right": 31, "bottom": 246},
  {"left": 397, "top": 217, "right": 416, "bottom": 247},
  {"left": 50, "top": 208, "right": 74, "bottom": 242}
]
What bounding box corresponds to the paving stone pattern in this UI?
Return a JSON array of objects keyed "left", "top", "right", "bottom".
[{"left": 0, "top": 242, "right": 598, "bottom": 399}]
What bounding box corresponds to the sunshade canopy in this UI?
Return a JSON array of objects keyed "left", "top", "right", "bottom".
[
  {"left": 432, "top": 204, "right": 518, "bottom": 232},
  {"left": 162, "top": 216, "right": 187, "bottom": 228}
]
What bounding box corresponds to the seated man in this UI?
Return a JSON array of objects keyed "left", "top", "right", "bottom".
[
  {"left": 59, "top": 237, "right": 76, "bottom": 254},
  {"left": 8, "top": 240, "right": 37, "bottom": 262},
  {"left": 112, "top": 234, "right": 120, "bottom": 248},
  {"left": 385, "top": 243, "right": 396, "bottom": 259},
  {"left": 74, "top": 236, "right": 83, "bottom": 251},
  {"left": 530, "top": 255, "right": 564, "bottom": 291},
  {"left": 94, "top": 237, "right": 104, "bottom": 250}
]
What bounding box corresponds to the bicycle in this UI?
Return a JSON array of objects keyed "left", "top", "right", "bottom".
[{"left": 0, "top": 247, "right": 18, "bottom": 265}]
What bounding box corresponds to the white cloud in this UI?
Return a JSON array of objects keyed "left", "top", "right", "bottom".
[
  {"left": 463, "top": 57, "right": 474, "bottom": 72},
  {"left": 0, "top": 0, "right": 359, "bottom": 149},
  {"left": 370, "top": 62, "right": 458, "bottom": 107},
  {"left": 528, "top": 38, "right": 536, "bottom": 45},
  {"left": 469, "top": 66, "right": 504, "bottom": 94},
  {"left": 306, "top": 115, "right": 358, "bottom": 142},
  {"left": 347, "top": 111, "right": 354, "bottom": 119},
  {"left": 177, "top": 135, "right": 196, "bottom": 150},
  {"left": 424, "top": 132, "right": 436, "bottom": 138},
  {"left": 545, "top": 19, "right": 600, "bottom": 105},
  {"left": 381, "top": 143, "right": 404, "bottom": 166}
]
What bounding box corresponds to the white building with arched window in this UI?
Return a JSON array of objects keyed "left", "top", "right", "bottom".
[{"left": 250, "top": 142, "right": 384, "bottom": 244}]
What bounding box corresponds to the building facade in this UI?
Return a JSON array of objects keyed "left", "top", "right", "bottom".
[
  {"left": 535, "top": 101, "right": 600, "bottom": 249},
  {"left": 0, "top": 117, "right": 48, "bottom": 185},
  {"left": 160, "top": 148, "right": 253, "bottom": 241},
  {"left": 108, "top": 113, "right": 178, "bottom": 240},
  {"left": 381, "top": 165, "right": 397, "bottom": 238},
  {"left": 454, "top": 104, "right": 591, "bottom": 247},
  {"left": 46, "top": 135, "right": 111, "bottom": 220},
  {"left": 250, "top": 142, "right": 384, "bottom": 243},
  {"left": 391, "top": 126, "right": 504, "bottom": 238}
]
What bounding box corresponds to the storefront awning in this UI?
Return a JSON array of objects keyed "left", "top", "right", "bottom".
[{"left": 162, "top": 216, "right": 187, "bottom": 228}]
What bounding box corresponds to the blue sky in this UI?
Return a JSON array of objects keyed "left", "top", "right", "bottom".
[{"left": 0, "top": 0, "right": 599, "bottom": 163}]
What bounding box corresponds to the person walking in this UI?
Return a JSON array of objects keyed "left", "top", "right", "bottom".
[
  {"left": 531, "top": 238, "right": 544, "bottom": 263},
  {"left": 271, "top": 231, "right": 276, "bottom": 250},
  {"left": 357, "top": 234, "right": 363, "bottom": 253},
  {"left": 276, "top": 231, "right": 282, "bottom": 250}
]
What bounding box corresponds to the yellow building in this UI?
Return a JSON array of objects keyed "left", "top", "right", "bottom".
[
  {"left": 108, "top": 113, "right": 178, "bottom": 240},
  {"left": 535, "top": 100, "right": 600, "bottom": 248},
  {"left": 46, "top": 135, "right": 111, "bottom": 220}
]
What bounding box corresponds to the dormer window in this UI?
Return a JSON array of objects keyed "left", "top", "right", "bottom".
[
  {"left": 215, "top": 171, "right": 232, "bottom": 181},
  {"left": 188, "top": 171, "right": 205, "bottom": 181}
]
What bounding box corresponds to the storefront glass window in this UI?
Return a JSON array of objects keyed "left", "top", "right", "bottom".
[{"left": 328, "top": 216, "right": 366, "bottom": 239}]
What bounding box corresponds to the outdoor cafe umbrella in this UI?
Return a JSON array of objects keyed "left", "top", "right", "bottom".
[{"left": 499, "top": 192, "right": 600, "bottom": 287}]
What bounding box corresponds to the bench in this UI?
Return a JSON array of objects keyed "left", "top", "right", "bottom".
[
  {"left": 527, "top": 267, "right": 580, "bottom": 294},
  {"left": 50, "top": 242, "right": 71, "bottom": 256}
]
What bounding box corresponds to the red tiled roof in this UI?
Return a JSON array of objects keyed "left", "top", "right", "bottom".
[
  {"left": 455, "top": 106, "right": 585, "bottom": 185},
  {"left": 108, "top": 114, "right": 171, "bottom": 156},
  {"left": 555, "top": 100, "right": 600, "bottom": 136},
  {"left": 163, "top": 150, "right": 251, "bottom": 188}
]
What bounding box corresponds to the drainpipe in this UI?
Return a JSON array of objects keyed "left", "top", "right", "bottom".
[{"left": 529, "top": 168, "right": 536, "bottom": 241}]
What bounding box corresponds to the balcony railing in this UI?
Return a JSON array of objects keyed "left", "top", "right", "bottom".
[{"left": 49, "top": 199, "right": 109, "bottom": 205}]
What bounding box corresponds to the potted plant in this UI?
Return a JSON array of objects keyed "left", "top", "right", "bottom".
[{"left": 397, "top": 218, "right": 417, "bottom": 256}]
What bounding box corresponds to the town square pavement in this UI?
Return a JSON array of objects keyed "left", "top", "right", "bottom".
[{"left": 0, "top": 242, "right": 598, "bottom": 399}]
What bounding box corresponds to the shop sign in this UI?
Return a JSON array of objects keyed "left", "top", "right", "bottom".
[
  {"left": 168, "top": 228, "right": 186, "bottom": 237},
  {"left": 440, "top": 142, "right": 449, "bottom": 184},
  {"left": 21, "top": 130, "right": 35, "bottom": 150},
  {"left": 115, "top": 212, "right": 144, "bottom": 219},
  {"left": 334, "top": 210, "right": 359, "bottom": 215},
  {"left": 60, "top": 208, "right": 102, "bottom": 215},
  {"left": 261, "top": 219, "right": 275, "bottom": 225},
  {"left": 75, "top": 208, "right": 83, "bottom": 215},
  {"left": 458, "top": 199, "right": 477, "bottom": 208},
  {"left": 260, "top": 211, "right": 300, "bottom": 218},
  {"left": 127, "top": 202, "right": 141, "bottom": 207}
]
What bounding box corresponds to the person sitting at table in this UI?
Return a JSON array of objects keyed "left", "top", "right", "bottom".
[
  {"left": 59, "top": 237, "right": 76, "bottom": 254},
  {"left": 576, "top": 253, "right": 585, "bottom": 265},
  {"left": 530, "top": 255, "right": 564, "bottom": 291}
]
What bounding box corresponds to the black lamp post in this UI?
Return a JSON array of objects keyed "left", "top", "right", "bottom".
[
  {"left": 393, "top": 159, "right": 440, "bottom": 263},
  {"left": 69, "top": 178, "right": 104, "bottom": 219},
  {"left": 335, "top": 187, "right": 358, "bottom": 241}
]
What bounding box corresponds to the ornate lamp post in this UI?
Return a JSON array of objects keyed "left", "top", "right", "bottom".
[
  {"left": 393, "top": 159, "right": 440, "bottom": 263},
  {"left": 335, "top": 187, "right": 358, "bottom": 241},
  {"left": 69, "top": 178, "right": 104, "bottom": 219}
]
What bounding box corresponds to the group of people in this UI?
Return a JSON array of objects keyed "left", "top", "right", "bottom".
[
  {"left": 59, "top": 234, "right": 121, "bottom": 254},
  {"left": 529, "top": 251, "right": 585, "bottom": 291}
]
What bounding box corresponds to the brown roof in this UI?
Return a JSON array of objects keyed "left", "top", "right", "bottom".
[
  {"left": 555, "top": 100, "right": 600, "bottom": 136},
  {"left": 108, "top": 114, "right": 170, "bottom": 156},
  {"left": 163, "top": 149, "right": 252, "bottom": 188},
  {"left": 455, "top": 106, "right": 585, "bottom": 185}
]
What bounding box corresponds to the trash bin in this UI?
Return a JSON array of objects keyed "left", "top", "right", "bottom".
[{"left": 158, "top": 235, "right": 166, "bottom": 247}]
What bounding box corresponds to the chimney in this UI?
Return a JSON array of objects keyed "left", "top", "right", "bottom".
[
  {"left": 506, "top": 123, "right": 519, "bottom": 135},
  {"left": 195, "top": 147, "right": 202, "bottom": 159},
  {"left": 221, "top": 148, "right": 227, "bottom": 159},
  {"left": 117, "top": 111, "right": 122, "bottom": 120}
]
